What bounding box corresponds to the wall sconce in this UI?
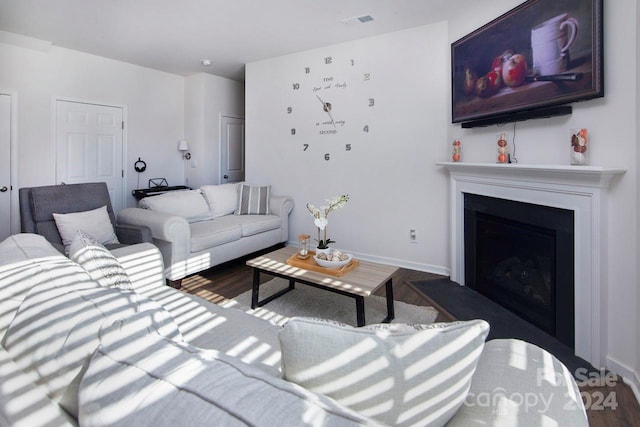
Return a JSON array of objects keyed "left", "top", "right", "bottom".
[{"left": 178, "top": 139, "right": 191, "bottom": 160}]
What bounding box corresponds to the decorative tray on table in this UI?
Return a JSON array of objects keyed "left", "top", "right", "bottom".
[{"left": 286, "top": 251, "right": 359, "bottom": 277}]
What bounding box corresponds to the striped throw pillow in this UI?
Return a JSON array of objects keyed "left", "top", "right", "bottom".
[{"left": 236, "top": 185, "right": 270, "bottom": 215}]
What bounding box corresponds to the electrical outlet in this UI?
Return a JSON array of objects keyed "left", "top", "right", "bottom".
[
  {"left": 191, "top": 159, "right": 197, "bottom": 168},
  {"left": 409, "top": 228, "right": 417, "bottom": 243}
]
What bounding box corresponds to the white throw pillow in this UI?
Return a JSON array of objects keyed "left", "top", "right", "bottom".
[
  {"left": 52, "top": 205, "right": 119, "bottom": 253},
  {"left": 139, "top": 190, "right": 213, "bottom": 223},
  {"left": 79, "top": 324, "right": 379, "bottom": 427},
  {"left": 279, "top": 317, "right": 490, "bottom": 427},
  {"left": 200, "top": 183, "right": 240, "bottom": 217},
  {"left": 68, "top": 230, "right": 133, "bottom": 290},
  {"left": 236, "top": 184, "right": 270, "bottom": 215},
  {"left": 2, "top": 261, "right": 182, "bottom": 418}
]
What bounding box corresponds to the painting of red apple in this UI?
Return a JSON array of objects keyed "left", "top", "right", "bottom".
[{"left": 451, "top": 0, "right": 603, "bottom": 124}]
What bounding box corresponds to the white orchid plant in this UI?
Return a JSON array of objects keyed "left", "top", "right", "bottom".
[{"left": 306, "top": 194, "right": 350, "bottom": 249}]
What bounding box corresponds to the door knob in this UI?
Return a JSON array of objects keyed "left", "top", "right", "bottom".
[{"left": 0, "top": 186, "right": 7, "bottom": 192}]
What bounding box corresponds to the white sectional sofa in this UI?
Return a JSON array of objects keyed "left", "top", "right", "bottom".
[
  {"left": 117, "top": 183, "right": 294, "bottom": 285},
  {"left": 0, "top": 233, "right": 588, "bottom": 426}
]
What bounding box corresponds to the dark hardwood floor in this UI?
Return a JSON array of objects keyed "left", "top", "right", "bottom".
[{"left": 180, "top": 249, "right": 640, "bottom": 427}]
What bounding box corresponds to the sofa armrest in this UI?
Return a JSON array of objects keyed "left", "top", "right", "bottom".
[
  {"left": 118, "top": 208, "right": 191, "bottom": 279},
  {"left": 111, "top": 243, "right": 166, "bottom": 294},
  {"left": 269, "top": 195, "right": 294, "bottom": 243},
  {"left": 118, "top": 208, "right": 190, "bottom": 243},
  {"left": 115, "top": 224, "right": 152, "bottom": 244},
  {"left": 447, "top": 339, "right": 588, "bottom": 426},
  {"left": 269, "top": 194, "right": 294, "bottom": 218}
]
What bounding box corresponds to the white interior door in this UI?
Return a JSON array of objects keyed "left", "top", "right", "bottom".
[
  {"left": 0, "top": 94, "right": 11, "bottom": 240},
  {"left": 220, "top": 115, "right": 245, "bottom": 183},
  {"left": 56, "top": 100, "right": 125, "bottom": 212}
]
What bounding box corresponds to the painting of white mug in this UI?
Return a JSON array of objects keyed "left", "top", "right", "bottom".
[{"left": 531, "top": 13, "right": 578, "bottom": 76}]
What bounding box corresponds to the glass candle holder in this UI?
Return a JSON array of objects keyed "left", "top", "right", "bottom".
[
  {"left": 452, "top": 139, "right": 462, "bottom": 162},
  {"left": 496, "top": 133, "right": 509, "bottom": 163},
  {"left": 297, "top": 234, "right": 310, "bottom": 259},
  {"left": 570, "top": 128, "right": 588, "bottom": 165}
]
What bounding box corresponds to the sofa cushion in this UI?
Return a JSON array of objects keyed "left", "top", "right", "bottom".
[
  {"left": 212, "top": 214, "right": 281, "bottom": 237},
  {"left": 52, "top": 205, "right": 119, "bottom": 253},
  {"left": 0, "top": 346, "right": 75, "bottom": 427},
  {"left": 279, "top": 317, "right": 490, "bottom": 427},
  {"left": 2, "top": 260, "right": 183, "bottom": 418},
  {"left": 139, "top": 190, "right": 213, "bottom": 223},
  {"left": 68, "top": 230, "right": 133, "bottom": 290},
  {"left": 189, "top": 220, "right": 242, "bottom": 253},
  {"left": 79, "top": 323, "right": 381, "bottom": 427},
  {"left": 200, "top": 183, "right": 240, "bottom": 218},
  {"left": 236, "top": 184, "right": 270, "bottom": 215},
  {"left": 0, "top": 235, "right": 71, "bottom": 341}
]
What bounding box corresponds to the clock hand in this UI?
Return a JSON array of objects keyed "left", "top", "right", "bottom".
[{"left": 315, "top": 95, "right": 336, "bottom": 128}]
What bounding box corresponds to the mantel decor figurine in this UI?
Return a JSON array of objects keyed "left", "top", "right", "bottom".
[
  {"left": 571, "top": 128, "right": 588, "bottom": 165},
  {"left": 452, "top": 140, "right": 462, "bottom": 162}
]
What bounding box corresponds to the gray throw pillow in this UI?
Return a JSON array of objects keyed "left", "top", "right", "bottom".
[{"left": 236, "top": 184, "right": 270, "bottom": 215}]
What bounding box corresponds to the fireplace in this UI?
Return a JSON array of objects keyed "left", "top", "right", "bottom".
[
  {"left": 464, "top": 193, "right": 574, "bottom": 348},
  {"left": 439, "top": 162, "right": 626, "bottom": 367}
]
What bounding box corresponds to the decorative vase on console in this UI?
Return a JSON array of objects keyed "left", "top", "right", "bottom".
[{"left": 306, "top": 194, "right": 349, "bottom": 254}]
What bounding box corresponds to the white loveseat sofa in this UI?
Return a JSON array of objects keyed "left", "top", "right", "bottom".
[
  {"left": 117, "top": 183, "right": 294, "bottom": 285},
  {"left": 0, "top": 234, "right": 589, "bottom": 427}
]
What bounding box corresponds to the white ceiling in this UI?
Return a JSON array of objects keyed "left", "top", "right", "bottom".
[{"left": 0, "top": 0, "right": 474, "bottom": 81}]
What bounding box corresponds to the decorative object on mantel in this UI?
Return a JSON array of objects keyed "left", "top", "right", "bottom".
[
  {"left": 452, "top": 139, "right": 462, "bottom": 162},
  {"left": 497, "top": 133, "right": 510, "bottom": 163},
  {"left": 306, "top": 194, "right": 349, "bottom": 250},
  {"left": 571, "top": 128, "right": 588, "bottom": 165},
  {"left": 297, "top": 234, "right": 311, "bottom": 259}
]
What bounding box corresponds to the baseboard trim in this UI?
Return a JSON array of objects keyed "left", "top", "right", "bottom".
[
  {"left": 606, "top": 355, "right": 640, "bottom": 406},
  {"left": 285, "top": 242, "right": 450, "bottom": 276}
]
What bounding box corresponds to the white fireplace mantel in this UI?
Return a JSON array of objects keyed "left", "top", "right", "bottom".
[{"left": 438, "top": 162, "right": 626, "bottom": 368}]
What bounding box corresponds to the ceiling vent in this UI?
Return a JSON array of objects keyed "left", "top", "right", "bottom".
[{"left": 341, "top": 15, "right": 374, "bottom": 25}]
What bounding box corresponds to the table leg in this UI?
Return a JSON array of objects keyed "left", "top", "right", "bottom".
[
  {"left": 251, "top": 268, "right": 260, "bottom": 309},
  {"left": 356, "top": 296, "right": 365, "bottom": 327},
  {"left": 383, "top": 278, "right": 395, "bottom": 323}
]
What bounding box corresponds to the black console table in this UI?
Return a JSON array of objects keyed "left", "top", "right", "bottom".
[{"left": 132, "top": 185, "right": 191, "bottom": 201}]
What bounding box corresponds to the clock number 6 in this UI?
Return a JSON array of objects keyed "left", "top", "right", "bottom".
[{"left": 324, "top": 153, "right": 330, "bottom": 161}]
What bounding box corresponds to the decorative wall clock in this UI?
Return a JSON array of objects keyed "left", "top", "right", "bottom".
[{"left": 287, "top": 55, "right": 374, "bottom": 161}]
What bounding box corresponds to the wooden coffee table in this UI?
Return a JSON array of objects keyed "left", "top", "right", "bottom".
[{"left": 246, "top": 246, "right": 398, "bottom": 327}]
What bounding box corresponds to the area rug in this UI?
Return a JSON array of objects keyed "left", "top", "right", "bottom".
[{"left": 221, "top": 277, "right": 438, "bottom": 327}]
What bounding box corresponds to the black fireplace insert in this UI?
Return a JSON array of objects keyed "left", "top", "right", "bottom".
[{"left": 464, "top": 193, "right": 575, "bottom": 349}]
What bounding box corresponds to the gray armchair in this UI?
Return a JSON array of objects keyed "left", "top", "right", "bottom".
[{"left": 19, "top": 182, "right": 152, "bottom": 253}]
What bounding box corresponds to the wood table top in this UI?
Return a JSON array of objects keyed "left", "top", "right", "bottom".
[{"left": 246, "top": 246, "right": 399, "bottom": 297}]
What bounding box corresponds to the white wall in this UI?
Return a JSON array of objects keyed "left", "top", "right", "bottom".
[
  {"left": 185, "top": 73, "right": 244, "bottom": 188},
  {"left": 0, "top": 41, "right": 185, "bottom": 211},
  {"left": 246, "top": 23, "right": 450, "bottom": 274},
  {"left": 447, "top": 0, "right": 640, "bottom": 388}
]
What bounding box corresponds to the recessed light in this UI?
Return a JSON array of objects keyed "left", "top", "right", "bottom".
[{"left": 201, "top": 59, "right": 212, "bottom": 66}]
